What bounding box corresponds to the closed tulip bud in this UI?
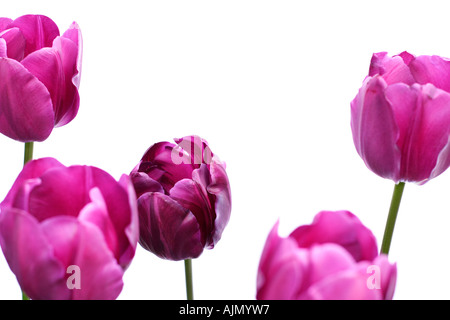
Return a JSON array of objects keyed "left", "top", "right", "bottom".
[
  {"left": 0, "top": 15, "right": 82, "bottom": 142},
  {"left": 130, "top": 135, "right": 232, "bottom": 261},
  {"left": 257, "top": 211, "right": 397, "bottom": 300},
  {"left": 351, "top": 51, "right": 450, "bottom": 184},
  {"left": 0, "top": 158, "right": 139, "bottom": 300}
]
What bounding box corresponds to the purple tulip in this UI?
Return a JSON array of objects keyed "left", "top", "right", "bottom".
[
  {"left": 257, "top": 211, "right": 397, "bottom": 300},
  {"left": 0, "top": 15, "right": 82, "bottom": 142},
  {"left": 130, "top": 135, "right": 232, "bottom": 261},
  {"left": 0, "top": 158, "right": 139, "bottom": 300},
  {"left": 351, "top": 51, "right": 450, "bottom": 184}
]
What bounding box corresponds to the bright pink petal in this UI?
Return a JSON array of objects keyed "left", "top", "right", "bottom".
[
  {"left": 62, "top": 22, "right": 82, "bottom": 89},
  {"left": 78, "top": 188, "right": 119, "bottom": 263},
  {"left": 386, "top": 83, "right": 450, "bottom": 183},
  {"left": 369, "top": 52, "right": 415, "bottom": 85},
  {"left": 0, "top": 208, "right": 67, "bottom": 300},
  {"left": 0, "top": 18, "right": 13, "bottom": 32},
  {"left": 27, "top": 165, "right": 94, "bottom": 221},
  {"left": 9, "top": 15, "right": 59, "bottom": 57},
  {"left": 409, "top": 55, "right": 450, "bottom": 93},
  {"left": 0, "top": 38, "right": 7, "bottom": 58},
  {"left": 304, "top": 267, "right": 381, "bottom": 300},
  {"left": 290, "top": 211, "right": 378, "bottom": 262},
  {"left": 351, "top": 76, "right": 401, "bottom": 182},
  {"left": 307, "top": 244, "right": 356, "bottom": 286},
  {"left": 0, "top": 27, "right": 26, "bottom": 61},
  {"left": 256, "top": 222, "right": 309, "bottom": 300},
  {"left": 0, "top": 58, "right": 54, "bottom": 142},
  {"left": 41, "top": 216, "right": 124, "bottom": 300},
  {"left": 90, "top": 168, "right": 138, "bottom": 268},
  {"left": 137, "top": 192, "right": 203, "bottom": 260},
  {"left": 21, "top": 36, "right": 80, "bottom": 127},
  {"left": 1, "top": 157, "right": 64, "bottom": 209}
]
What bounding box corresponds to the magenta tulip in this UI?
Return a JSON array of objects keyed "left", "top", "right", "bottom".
[
  {"left": 0, "top": 14, "right": 82, "bottom": 142},
  {"left": 0, "top": 158, "right": 138, "bottom": 300},
  {"left": 257, "top": 211, "right": 397, "bottom": 300},
  {"left": 351, "top": 51, "right": 450, "bottom": 184},
  {"left": 130, "top": 135, "right": 232, "bottom": 261}
]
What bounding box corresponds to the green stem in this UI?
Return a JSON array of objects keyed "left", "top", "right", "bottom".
[
  {"left": 23, "top": 142, "right": 34, "bottom": 166},
  {"left": 22, "top": 142, "right": 34, "bottom": 300},
  {"left": 184, "top": 259, "right": 194, "bottom": 300},
  {"left": 380, "top": 182, "right": 405, "bottom": 255}
]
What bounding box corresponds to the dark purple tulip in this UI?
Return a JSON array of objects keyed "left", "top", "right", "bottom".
[{"left": 130, "top": 135, "right": 232, "bottom": 261}]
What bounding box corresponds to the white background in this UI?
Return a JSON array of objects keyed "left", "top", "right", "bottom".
[{"left": 1, "top": 0, "right": 450, "bottom": 300}]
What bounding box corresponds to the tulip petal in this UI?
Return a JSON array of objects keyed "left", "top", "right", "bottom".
[
  {"left": 0, "top": 38, "right": 7, "bottom": 58},
  {"left": 386, "top": 83, "right": 450, "bottom": 182},
  {"left": 0, "top": 27, "right": 26, "bottom": 61},
  {"left": 117, "top": 174, "right": 139, "bottom": 269},
  {"left": 9, "top": 15, "right": 59, "bottom": 57},
  {"left": 257, "top": 222, "right": 309, "bottom": 300},
  {"left": 138, "top": 141, "right": 196, "bottom": 193},
  {"left": 137, "top": 192, "right": 202, "bottom": 260},
  {"left": 21, "top": 35, "right": 80, "bottom": 127},
  {"left": 0, "top": 58, "right": 54, "bottom": 142},
  {"left": 130, "top": 171, "right": 164, "bottom": 198},
  {"left": 304, "top": 267, "right": 381, "bottom": 300},
  {"left": 0, "top": 208, "right": 67, "bottom": 300},
  {"left": 40, "top": 216, "right": 124, "bottom": 300},
  {"left": 307, "top": 244, "right": 356, "bottom": 286},
  {"left": 206, "top": 159, "right": 231, "bottom": 246},
  {"left": 62, "top": 22, "right": 82, "bottom": 88},
  {"left": 170, "top": 174, "right": 214, "bottom": 247},
  {"left": 350, "top": 76, "right": 401, "bottom": 181},
  {"left": 409, "top": 55, "right": 450, "bottom": 92},
  {"left": 0, "top": 18, "right": 13, "bottom": 32},
  {"left": 1, "top": 157, "right": 64, "bottom": 210},
  {"left": 27, "top": 165, "right": 93, "bottom": 221},
  {"left": 78, "top": 188, "right": 119, "bottom": 262},
  {"left": 369, "top": 52, "right": 415, "bottom": 85},
  {"left": 290, "top": 210, "right": 378, "bottom": 262},
  {"left": 90, "top": 168, "right": 138, "bottom": 268}
]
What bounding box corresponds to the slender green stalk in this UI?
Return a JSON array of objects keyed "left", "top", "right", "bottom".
[
  {"left": 22, "top": 142, "right": 34, "bottom": 300},
  {"left": 184, "top": 259, "right": 194, "bottom": 300},
  {"left": 380, "top": 182, "right": 406, "bottom": 255},
  {"left": 23, "top": 142, "right": 34, "bottom": 166}
]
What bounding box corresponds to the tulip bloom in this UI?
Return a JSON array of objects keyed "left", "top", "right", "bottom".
[
  {"left": 351, "top": 51, "right": 450, "bottom": 184},
  {"left": 130, "top": 135, "right": 232, "bottom": 261},
  {"left": 257, "top": 211, "right": 397, "bottom": 300},
  {"left": 0, "top": 14, "right": 82, "bottom": 142},
  {"left": 0, "top": 158, "right": 138, "bottom": 300}
]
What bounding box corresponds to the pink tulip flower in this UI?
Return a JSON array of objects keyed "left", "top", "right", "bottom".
[
  {"left": 257, "top": 211, "right": 397, "bottom": 300},
  {"left": 0, "top": 14, "right": 82, "bottom": 142},
  {"left": 130, "top": 135, "right": 232, "bottom": 261},
  {"left": 351, "top": 51, "right": 450, "bottom": 184},
  {"left": 0, "top": 158, "right": 139, "bottom": 300}
]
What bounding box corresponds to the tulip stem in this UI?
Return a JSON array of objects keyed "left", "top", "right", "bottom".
[
  {"left": 184, "top": 259, "right": 194, "bottom": 300},
  {"left": 23, "top": 142, "right": 34, "bottom": 166},
  {"left": 380, "top": 182, "right": 405, "bottom": 255},
  {"left": 21, "top": 142, "right": 34, "bottom": 300}
]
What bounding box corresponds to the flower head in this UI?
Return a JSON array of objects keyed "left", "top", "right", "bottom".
[
  {"left": 130, "top": 135, "right": 232, "bottom": 261},
  {"left": 0, "top": 15, "right": 82, "bottom": 142}
]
